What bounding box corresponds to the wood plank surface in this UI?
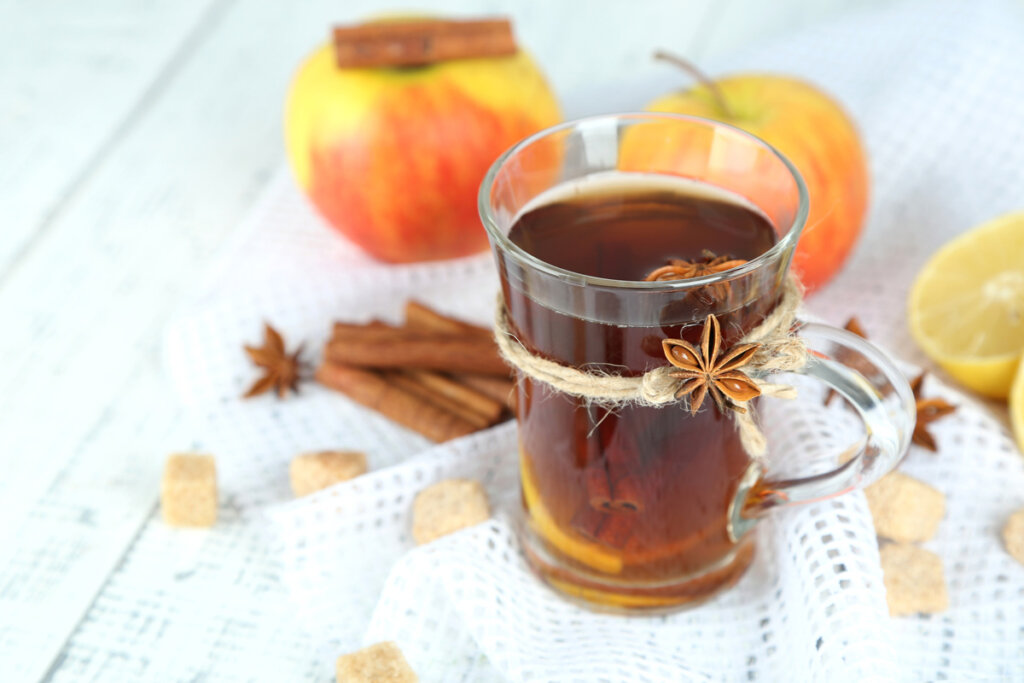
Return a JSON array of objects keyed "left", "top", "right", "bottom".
[{"left": 0, "top": 0, "right": 219, "bottom": 278}]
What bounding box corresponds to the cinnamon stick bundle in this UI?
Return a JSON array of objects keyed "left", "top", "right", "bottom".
[
  {"left": 319, "top": 301, "right": 514, "bottom": 442},
  {"left": 326, "top": 326, "right": 508, "bottom": 376},
  {"left": 405, "top": 370, "right": 505, "bottom": 424},
  {"left": 316, "top": 363, "right": 477, "bottom": 443},
  {"left": 451, "top": 373, "right": 516, "bottom": 411},
  {"left": 404, "top": 300, "right": 494, "bottom": 340},
  {"left": 386, "top": 371, "right": 492, "bottom": 430}
]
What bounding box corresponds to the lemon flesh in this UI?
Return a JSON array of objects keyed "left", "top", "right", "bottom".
[
  {"left": 909, "top": 212, "right": 1024, "bottom": 398},
  {"left": 1011, "top": 361, "right": 1024, "bottom": 455}
]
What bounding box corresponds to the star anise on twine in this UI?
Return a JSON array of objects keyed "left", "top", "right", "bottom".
[
  {"left": 910, "top": 371, "right": 957, "bottom": 452},
  {"left": 662, "top": 313, "right": 762, "bottom": 415},
  {"left": 644, "top": 250, "right": 747, "bottom": 282},
  {"left": 242, "top": 323, "right": 305, "bottom": 398}
]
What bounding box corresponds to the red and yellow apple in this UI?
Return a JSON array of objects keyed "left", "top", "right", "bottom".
[
  {"left": 284, "top": 41, "right": 561, "bottom": 263},
  {"left": 645, "top": 72, "right": 868, "bottom": 292}
]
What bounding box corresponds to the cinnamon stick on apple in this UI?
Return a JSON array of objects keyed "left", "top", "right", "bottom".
[{"left": 333, "top": 18, "right": 517, "bottom": 69}]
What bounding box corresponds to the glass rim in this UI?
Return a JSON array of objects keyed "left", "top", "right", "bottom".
[{"left": 477, "top": 112, "right": 810, "bottom": 290}]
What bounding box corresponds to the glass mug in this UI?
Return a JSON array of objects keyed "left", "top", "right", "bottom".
[{"left": 478, "top": 113, "right": 917, "bottom": 613}]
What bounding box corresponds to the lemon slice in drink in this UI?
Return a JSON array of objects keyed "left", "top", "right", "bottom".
[
  {"left": 519, "top": 453, "right": 623, "bottom": 574},
  {"left": 908, "top": 212, "right": 1024, "bottom": 398}
]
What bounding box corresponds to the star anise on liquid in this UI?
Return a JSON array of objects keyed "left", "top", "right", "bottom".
[
  {"left": 910, "top": 371, "right": 957, "bottom": 452},
  {"left": 644, "top": 250, "right": 747, "bottom": 282},
  {"left": 243, "top": 323, "right": 304, "bottom": 398},
  {"left": 645, "top": 251, "right": 747, "bottom": 306},
  {"left": 662, "top": 313, "right": 762, "bottom": 415}
]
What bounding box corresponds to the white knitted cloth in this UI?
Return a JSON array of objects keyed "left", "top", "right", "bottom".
[{"left": 165, "top": 1, "right": 1024, "bottom": 679}]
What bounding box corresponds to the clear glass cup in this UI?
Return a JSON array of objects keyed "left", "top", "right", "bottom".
[{"left": 479, "top": 113, "right": 916, "bottom": 613}]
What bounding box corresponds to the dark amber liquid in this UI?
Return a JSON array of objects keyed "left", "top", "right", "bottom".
[{"left": 504, "top": 176, "right": 779, "bottom": 598}]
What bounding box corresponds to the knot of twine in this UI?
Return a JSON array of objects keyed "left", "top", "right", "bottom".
[{"left": 494, "top": 275, "right": 808, "bottom": 458}]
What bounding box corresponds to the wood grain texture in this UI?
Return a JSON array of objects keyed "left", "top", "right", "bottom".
[{"left": 0, "top": 0, "right": 220, "bottom": 279}]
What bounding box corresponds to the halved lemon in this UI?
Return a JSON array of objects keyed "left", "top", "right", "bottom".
[
  {"left": 1011, "top": 360, "right": 1024, "bottom": 454},
  {"left": 908, "top": 212, "right": 1024, "bottom": 398}
]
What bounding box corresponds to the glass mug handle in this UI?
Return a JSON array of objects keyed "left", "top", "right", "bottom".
[{"left": 729, "top": 322, "right": 918, "bottom": 540}]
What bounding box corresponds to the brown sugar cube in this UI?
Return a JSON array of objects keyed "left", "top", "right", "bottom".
[
  {"left": 336, "top": 641, "right": 417, "bottom": 682},
  {"left": 880, "top": 542, "right": 949, "bottom": 617},
  {"left": 161, "top": 454, "right": 217, "bottom": 527},
  {"left": 290, "top": 450, "right": 368, "bottom": 497},
  {"left": 864, "top": 471, "right": 945, "bottom": 543},
  {"left": 1001, "top": 508, "right": 1024, "bottom": 565},
  {"left": 411, "top": 478, "right": 490, "bottom": 545}
]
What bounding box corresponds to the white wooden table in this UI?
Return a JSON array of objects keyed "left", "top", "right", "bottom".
[{"left": 1, "top": 1, "right": 906, "bottom": 679}]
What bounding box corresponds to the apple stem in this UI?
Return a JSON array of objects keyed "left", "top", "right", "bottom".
[{"left": 653, "top": 49, "right": 735, "bottom": 119}]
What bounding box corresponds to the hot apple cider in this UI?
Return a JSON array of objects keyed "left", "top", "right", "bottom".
[{"left": 502, "top": 173, "right": 781, "bottom": 607}]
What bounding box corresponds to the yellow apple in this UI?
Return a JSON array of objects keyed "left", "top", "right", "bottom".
[
  {"left": 646, "top": 69, "right": 868, "bottom": 292},
  {"left": 285, "top": 40, "right": 561, "bottom": 263}
]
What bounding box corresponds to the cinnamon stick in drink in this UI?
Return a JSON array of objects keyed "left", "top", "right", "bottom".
[
  {"left": 603, "top": 422, "right": 645, "bottom": 513},
  {"left": 609, "top": 475, "right": 644, "bottom": 513},
  {"left": 571, "top": 506, "right": 635, "bottom": 550},
  {"left": 594, "top": 513, "right": 636, "bottom": 549},
  {"left": 571, "top": 504, "right": 606, "bottom": 541},
  {"left": 583, "top": 463, "right": 612, "bottom": 511},
  {"left": 316, "top": 362, "right": 477, "bottom": 442}
]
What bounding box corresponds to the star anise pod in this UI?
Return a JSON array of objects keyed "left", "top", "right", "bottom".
[
  {"left": 910, "top": 371, "right": 957, "bottom": 452},
  {"left": 243, "top": 323, "right": 304, "bottom": 398},
  {"left": 645, "top": 251, "right": 747, "bottom": 306},
  {"left": 662, "top": 313, "right": 762, "bottom": 415},
  {"left": 644, "top": 250, "right": 747, "bottom": 282}
]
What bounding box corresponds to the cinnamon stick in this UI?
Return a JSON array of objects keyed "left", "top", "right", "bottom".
[
  {"left": 332, "top": 321, "right": 401, "bottom": 338},
  {"left": 583, "top": 461, "right": 644, "bottom": 513},
  {"left": 326, "top": 327, "right": 508, "bottom": 376},
  {"left": 571, "top": 505, "right": 606, "bottom": 542},
  {"left": 404, "top": 300, "right": 494, "bottom": 341},
  {"left": 405, "top": 370, "right": 505, "bottom": 424},
  {"left": 571, "top": 508, "right": 636, "bottom": 550},
  {"left": 583, "top": 463, "right": 612, "bottom": 511},
  {"left": 594, "top": 513, "right": 636, "bottom": 549},
  {"left": 386, "top": 371, "right": 492, "bottom": 430},
  {"left": 609, "top": 475, "right": 644, "bottom": 513},
  {"left": 451, "top": 373, "right": 516, "bottom": 410},
  {"left": 316, "top": 362, "right": 476, "bottom": 442},
  {"left": 605, "top": 454, "right": 645, "bottom": 513},
  {"left": 333, "top": 18, "right": 517, "bottom": 69}
]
